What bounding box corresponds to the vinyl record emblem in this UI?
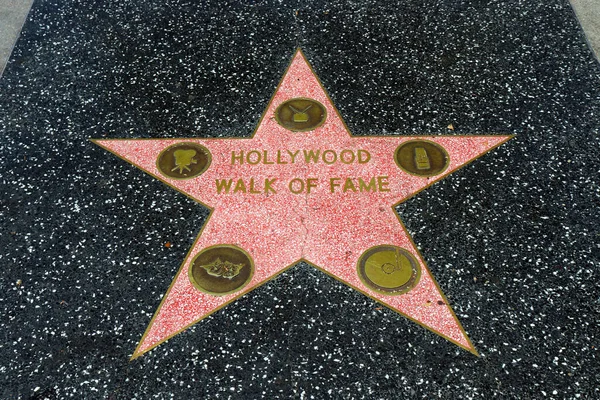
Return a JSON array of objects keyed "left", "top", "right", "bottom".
[
  {"left": 357, "top": 245, "right": 421, "bottom": 295},
  {"left": 189, "top": 245, "right": 254, "bottom": 296},
  {"left": 275, "top": 97, "right": 327, "bottom": 131},
  {"left": 395, "top": 140, "right": 449, "bottom": 177},
  {"left": 157, "top": 142, "right": 211, "bottom": 179}
]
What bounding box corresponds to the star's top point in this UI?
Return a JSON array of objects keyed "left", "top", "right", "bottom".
[{"left": 253, "top": 49, "right": 352, "bottom": 142}]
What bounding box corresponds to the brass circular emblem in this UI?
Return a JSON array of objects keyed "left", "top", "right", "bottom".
[
  {"left": 275, "top": 97, "right": 327, "bottom": 132},
  {"left": 189, "top": 245, "right": 254, "bottom": 296},
  {"left": 395, "top": 140, "right": 449, "bottom": 177},
  {"left": 357, "top": 245, "right": 421, "bottom": 295},
  {"left": 157, "top": 142, "right": 211, "bottom": 179}
]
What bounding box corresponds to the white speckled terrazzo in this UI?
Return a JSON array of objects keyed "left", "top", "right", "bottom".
[{"left": 0, "top": 0, "right": 599, "bottom": 399}]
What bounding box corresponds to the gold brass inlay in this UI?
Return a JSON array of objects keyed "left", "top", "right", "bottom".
[
  {"left": 357, "top": 245, "right": 421, "bottom": 295},
  {"left": 395, "top": 140, "right": 449, "bottom": 177},
  {"left": 157, "top": 142, "right": 211, "bottom": 179},
  {"left": 275, "top": 97, "right": 327, "bottom": 132},
  {"left": 200, "top": 258, "right": 244, "bottom": 279},
  {"left": 414, "top": 147, "right": 431, "bottom": 170},
  {"left": 189, "top": 245, "right": 254, "bottom": 296}
]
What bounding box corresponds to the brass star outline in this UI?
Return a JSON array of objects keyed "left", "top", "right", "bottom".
[{"left": 93, "top": 50, "right": 512, "bottom": 359}]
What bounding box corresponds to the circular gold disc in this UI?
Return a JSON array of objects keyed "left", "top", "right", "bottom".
[
  {"left": 357, "top": 245, "right": 421, "bottom": 295},
  {"left": 275, "top": 97, "right": 327, "bottom": 132},
  {"left": 395, "top": 140, "right": 449, "bottom": 177},
  {"left": 189, "top": 245, "right": 254, "bottom": 296},
  {"left": 157, "top": 142, "right": 211, "bottom": 179}
]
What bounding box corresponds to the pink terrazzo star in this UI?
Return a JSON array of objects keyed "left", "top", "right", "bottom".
[{"left": 93, "top": 50, "right": 512, "bottom": 359}]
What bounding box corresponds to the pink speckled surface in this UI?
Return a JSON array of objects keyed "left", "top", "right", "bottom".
[{"left": 95, "top": 51, "right": 511, "bottom": 358}]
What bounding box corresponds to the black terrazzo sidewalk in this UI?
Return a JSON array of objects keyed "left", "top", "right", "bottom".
[{"left": 1, "top": 0, "right": 599, "bottom": 399}]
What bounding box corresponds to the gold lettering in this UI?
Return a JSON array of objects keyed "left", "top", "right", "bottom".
[
  {"left": 263, "top": 150, "right": 274, "bottom": 165},
  {"left": 246, "top": 150, "right": 261, "bottom": 165},
  {"left": 329, "top": 177, "right": 341, "bottom": 193},
  {"left": 306, "top": 178, "right": 318, "bottom": 194},
  {"left": 215, "top": 179, "right": 233, "bottom": 194},
  {"left": 276, "top": 151, "right": 288, "bottom": 164},
  {"left": 358, "top": 150, "right": 371, "bottom": 164},
  {"left": 231, "top": 151, "right": 244, "bottom": 165},
  {"left": 377, "top": 176, "right": 390, "bottom": 192},
  {"left": 231, "top": 149, "right": 371, "bottom": 165},
  {"left": 265, "top": 178, "right": 277, "bottom": 194},
  {"left": 288, "top": 150, "right": 300, "bottom": 163},
  {"left": 233, "top": 179, "right": 247, "bottom": 193},
  {"left": 322, "top": 150, "right": 337, "bottom": 164},
  {"left": 358, "top": 177, "right": 377, "bottom": 192},
  {"left": 340, "top": 149, "right": 355, "bottom": 164},
  {"left": 249, "top": 178, "right": 261, "bottom": 194},
  {"left": 342, "top": 178, "right": 357, "bottom": 192},
  {"left": 303, "top": 149, "right": 320, "bottom": 163},
  {"left": 289, "top": 178, "right": 304, "bottom": 194}
]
